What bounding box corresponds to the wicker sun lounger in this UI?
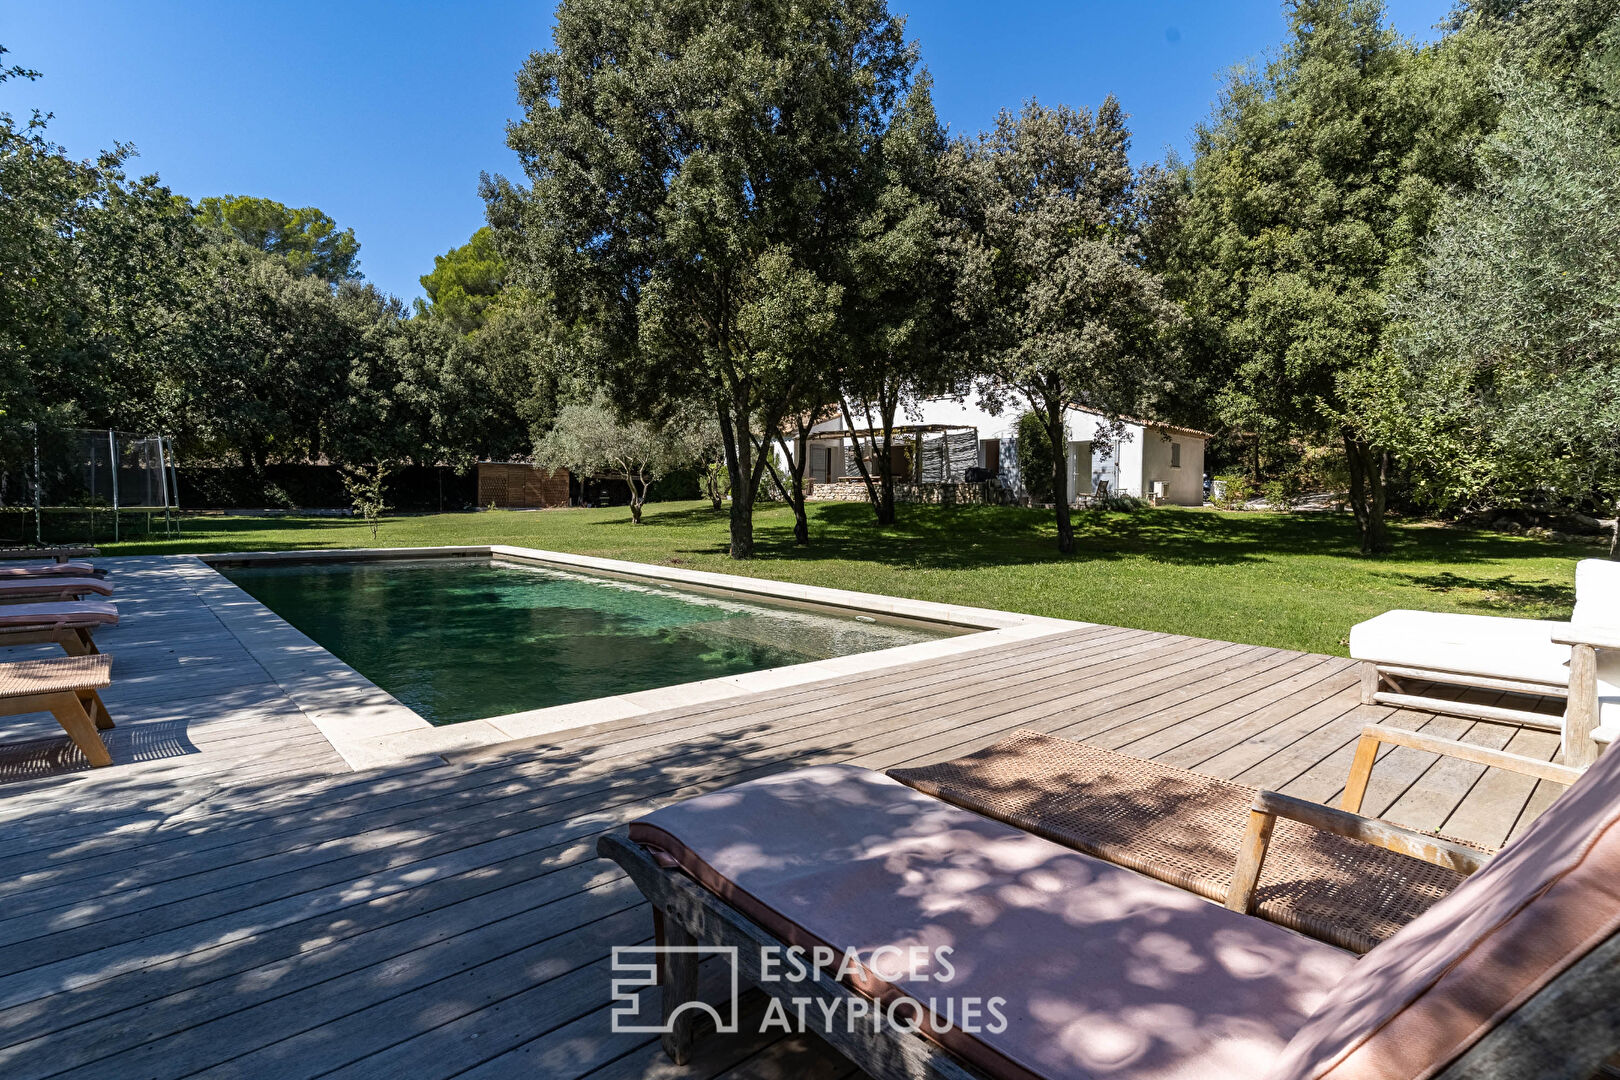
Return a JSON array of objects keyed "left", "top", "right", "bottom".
[
  {"left": 0, "top": 654, "right": 114, "bottom": 766},
  {"left": 0, "top": 600, "right": 118, "bottom": 655},
  {"left": 602, "top": 738, "right": 1620, "bottom": 1080},
  {"left": 603, "top": 728, "right": 1620, "bottom": 1080},
  {"left": 0, "top": 577, "right": 112, "bottom": 604},
  {"left": 886, "top": 729, "right": 1488, "bottom": 953}
]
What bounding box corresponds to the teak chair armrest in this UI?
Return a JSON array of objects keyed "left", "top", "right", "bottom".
[
  {"left": 1226, "top": 789, "right": 1490, "bottom": 918},
  {"left": 1343, "top": 723, "right": 1584, "bottom": 816},
  {"left": 1551, "top": 625, "right": 1620, "bottom": 651}
]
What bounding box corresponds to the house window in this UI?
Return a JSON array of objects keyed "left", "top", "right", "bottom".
[
  {"left": 1170, "top": 442, "right": 1182, "bottom": 468},
  {"left": 980, "top": 439, "right": 1000, "bottom": 474}
]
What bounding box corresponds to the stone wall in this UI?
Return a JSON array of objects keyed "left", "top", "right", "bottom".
[{"left": 811, "top": 480, "right": 1015, "bottom": 506}]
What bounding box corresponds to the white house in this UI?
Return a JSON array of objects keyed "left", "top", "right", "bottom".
[{"left": 794, "top": 397, "right": 1210, "bottom": 506}]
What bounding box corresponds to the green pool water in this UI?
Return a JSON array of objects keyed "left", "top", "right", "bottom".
[{"left": 222, "top": 558, "right": 956, "bottom": 725}]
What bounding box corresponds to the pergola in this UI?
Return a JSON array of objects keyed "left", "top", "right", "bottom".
[{"left": 812, "top": 423, "right": 982, "bottom": 483}]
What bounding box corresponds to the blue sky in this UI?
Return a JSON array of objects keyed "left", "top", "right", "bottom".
[{"left": 4, "top": 0, "right": 1452, "bottom": 303}]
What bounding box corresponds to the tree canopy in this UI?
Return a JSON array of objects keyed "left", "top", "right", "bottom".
[
  {"left": 486, "top": 0, "right": 916, "bottom": 557},
  {"left": 196, "top": 194, "right": 362, "bottom": 282},
  {"left": 1172, "top": 0, "right": 1497, "bottom": 552},
  {"left": 951, "top": 98, "right": 1180, "bottom": 553},
  {"left": 11, "top": 2, "right": 1620, "bottom": 548},
  {"left": 1381, "top": 7, "right": 1620, "bottom": 541},
  {"left": 417, "top": 226, "right": 504, "bottom": 335},
  {"left": 534, "top": 396, "right": 715, "bottom": 523}
]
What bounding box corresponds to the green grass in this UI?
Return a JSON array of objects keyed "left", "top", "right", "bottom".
[{"left": 102, "top": 500, "right": 1599, "bottom": 656}]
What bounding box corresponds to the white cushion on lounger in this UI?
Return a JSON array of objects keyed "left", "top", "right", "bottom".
[
  {"left": 1348, "top": 610, "right": 1571, "bottom": 687},
  {"left": 1572, "top": 557, "right": 1620, "bottom": 625},
  {"left": 1573, "top": 559, "right": 1620, "bottom": 737}
]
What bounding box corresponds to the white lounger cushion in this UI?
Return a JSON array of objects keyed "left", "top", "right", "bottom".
[
  {"left": 1572, "top": 557, "right": 1620, "bottom": 625},
  {"left": 1348, "top": 610, "right": 1571, "bottom": 687},
  {"left": 1349, "top": 558, "right": 1620, "bottom": 743}
]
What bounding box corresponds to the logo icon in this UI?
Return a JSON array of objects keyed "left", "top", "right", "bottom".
[{"left": 610, "top": 945, "right": 740, "bottom": 1034}]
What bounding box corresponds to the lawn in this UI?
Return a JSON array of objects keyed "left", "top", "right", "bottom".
[{"left": 101, "top": 500, "right": 1596, "bottom": 656}]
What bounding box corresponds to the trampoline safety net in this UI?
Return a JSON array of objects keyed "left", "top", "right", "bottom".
[{"left": 0, "top": 427, "right": 180, "bottom": 545}]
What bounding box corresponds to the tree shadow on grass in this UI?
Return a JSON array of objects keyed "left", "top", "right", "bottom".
[
  {"left": 1396, "top": 571, "right": 1576, "bottom": 614},
  {"left": 107, "top": 515, "right": 376, "bottom": 556},
  {"left": 697, "top": 502, "right": 1600, "bottom": 574}
]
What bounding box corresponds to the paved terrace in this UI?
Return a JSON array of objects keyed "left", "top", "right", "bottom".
[{"left": 0, "top": 556, "right": 1569, "bottom": 1080}]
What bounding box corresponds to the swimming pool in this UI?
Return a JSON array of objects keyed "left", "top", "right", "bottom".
[{"left": 221, "top": 558, "right": 958, "bottom": 725}]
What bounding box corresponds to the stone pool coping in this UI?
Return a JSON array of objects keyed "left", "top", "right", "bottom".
[{"left": 178, "top": 545, "right": 1089, "bottom": 770}]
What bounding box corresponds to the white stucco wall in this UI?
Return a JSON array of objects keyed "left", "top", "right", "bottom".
[
  {"left": 1138, "top": 428, "right": 1206, "bottom": 505},
  {"left": 798, "top": 394, "right": 1207, "bottom": 504}
]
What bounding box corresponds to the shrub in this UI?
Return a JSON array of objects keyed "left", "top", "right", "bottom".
[
  {"left": 1262, "top": 475, "right": 1303, "bottom": 512},
  {"left": 1016, "top": 411, "right": 1056, "bottom": 502},
  {"left": 1213, "top": 476, "right": 1254, "bottom": 510}
]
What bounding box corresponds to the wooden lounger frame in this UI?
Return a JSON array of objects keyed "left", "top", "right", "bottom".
[
  {"left": 598, "top": 828, "right": 1620, "bottom": 1080},
  {"left": 1360, "top": 620, "right": 1614, "bottom": 770},
  {"left": 0, "top": 625, "right": 103, "bottom": 656},
  {"left": 0, "top": 686, "right": 113, "bottom": 766}
]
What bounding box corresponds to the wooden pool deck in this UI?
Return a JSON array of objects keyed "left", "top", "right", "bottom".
[{"left": 0, "top": 555, "right": 1569, "bottom": 1080}]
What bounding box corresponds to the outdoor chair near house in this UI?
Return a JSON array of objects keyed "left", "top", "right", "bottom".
[
  {"left": 0, "top": 600, "right": 118, "bottom": 655},
  {"left": 0, "top": 576, "right": 112, "bottom": 604},
  {"left": 0, "top": 653, "right": 114, "bottom": 766},
  {"left": 598, "top": 725, "right": 1620, "bottom": 1080},
  {"left": 0, "top": 559, "right": 104, "bottom": 579},
  {"left": 1350, "top": 556, "right": 1620, "bottom": 768}
]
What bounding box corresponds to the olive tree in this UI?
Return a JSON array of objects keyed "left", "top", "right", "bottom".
[
  {"left": 1386, "top": 58, "right": 1620, "bottom": 549},
  {"left": 534, "top": 397, "right": 715, "bottom": 524}
]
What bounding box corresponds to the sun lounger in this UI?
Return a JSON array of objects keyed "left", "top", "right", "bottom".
[
  {"left": 885, "top": 729, "right": 1483, "bottom": 952},
  {"left": 0, "top": 546, "right": 97, "bottom": 564},
  {"left": 0, "top": 577, "right": 112, "bottom": 604},
  {"left": 600, "top": 735, "right": 1620, "bottom": 1079},
  {"left": 0, "top": 560, "right": 102, "bottom": 579},
  {"left": 0, "top": 654, "right": 114, "bottom": 766},
  {"left": 0, "top": 600, "right": 118, "bottom": 655},
  {"left": 1349, "top": 557, "right": 1620, "bottom": 766}
]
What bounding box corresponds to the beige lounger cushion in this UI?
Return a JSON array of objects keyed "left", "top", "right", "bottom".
[
  {"left": 1574, "top": 559, "right": 1620, "bottom": 742},
  {"left": 0, "top": 600, "right": 118, "bottom": 628},
  {"left": 630, "top": 765, "right": 1355, "bottom": 1080},
  {"left": 0, "top": 561, "right": 96, "bottom": 578},
  {"left": 1265, "top": 731, "right": 1620, "bottom": 1080},
  {"left": 0, "top": 577, "right": 111, "bottom": 599}
]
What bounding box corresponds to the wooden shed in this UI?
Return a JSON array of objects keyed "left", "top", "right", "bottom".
[{"left": 476, "top": 462, "right": 571, "bottom": 509}]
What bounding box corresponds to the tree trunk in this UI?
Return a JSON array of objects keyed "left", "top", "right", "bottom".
[
  {"left": 1045, "top": 398, "right": 1074, "bottom": 555},
  {"left": 1342, "top": 430, "right": 1391, "bottom": 555},
  {"left": 704, "top": 466, "right": 724, "bottom": 511},
  {"left": 874, "top": 388, "right": 901, "bottom": 526},
  {"left": 1609, "top": 495, "right": 1619, "bottom": 559},
  {"left": 773, "top": 419, "right": 811, "bottom": 546},
  {"left": 839, "top": 396, "right": 884, "bottom": 522},
  {"left": 629, "top": 472, "right": 646, "bottom": 525},
  {"left": 717, "top": 400, "right": 754, "bottom": 559}
]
